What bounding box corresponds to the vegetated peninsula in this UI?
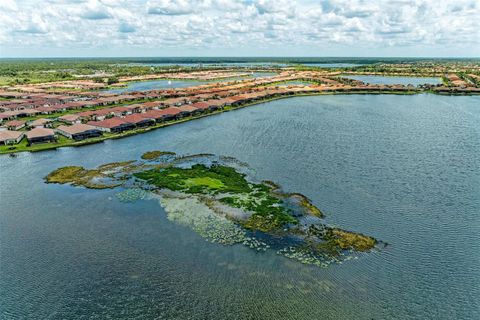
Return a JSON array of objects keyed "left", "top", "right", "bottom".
[
  {"left": 45, "top": 151, "right": 379, "bottom": 267},
  {"left": 1, "top": 58, "right": 479, "bottom": 154}
]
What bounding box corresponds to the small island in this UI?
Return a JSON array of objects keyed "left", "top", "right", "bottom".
[{"left": 45, "top": 151, "right": 379, "bottom": 267}]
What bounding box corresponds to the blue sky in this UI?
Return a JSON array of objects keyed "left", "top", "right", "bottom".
[{"left": 1, "top": 0, "right": 479, "bottom": 58}]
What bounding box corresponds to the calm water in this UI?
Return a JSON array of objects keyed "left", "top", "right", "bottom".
[
  {"left": 301, "top": 63, "right": 363, "bottom": 68},
  {"left": 345, "top": 75, "right": 442, "bottom": 86},
  {"left": 1, "top": 94, "right": 479, "bottom": 319},
  {"left": 129, "top": 62, "right": 288, "bottom": 68},
  {"left": 105, "top": 73, "right": 277, "bottom": 93},
  {"left": 104, "top": 80, "right": 208, "bottom": 93}
]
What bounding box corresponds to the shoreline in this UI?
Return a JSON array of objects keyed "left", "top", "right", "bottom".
[{"left": 1, "top": 90, "right": 478, "bottom": 155}]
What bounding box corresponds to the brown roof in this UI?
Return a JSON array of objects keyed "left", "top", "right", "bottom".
[
  {"left": 30, "top": 118, "right": 52, "bottom": 126},
  {"left": 57, "top": 124, "right": 99, "bottom": 135},
  {"left": 26, "top": 127, "right": 55, "bottom": 139},
  {"left": 58, "top": 114, "right": 81, "bottom": 121},
  {"left": 140, "top": 110, "right": 168, "bottom": 120},
  {"left": 6, "top": 120, "right": 26, "bottom": 127},
  {"left": 191, "top": 102, "right": 210, "bottom": 110},
  {"left": 87, "top": 118, "right": 129, "bottom": 129},
  {"left": 0, "top": 130, "right": 24, "bottom": 141},
  {"left": 178, "top": 105, "right": 198, "bottom": 112},
  {"left": 158, "top": 107, "right": 182, "bottom": 116},
  {"left": 123, "top": 113, "right": 153, "bottom": 124}
]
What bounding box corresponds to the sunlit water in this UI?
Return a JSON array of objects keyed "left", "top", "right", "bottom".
[
  {"left": 344, "top": 75, "right": 442, "bottom": 86},
  {"left": 1, "top": 94, "right": 479, "bottom": 319}
]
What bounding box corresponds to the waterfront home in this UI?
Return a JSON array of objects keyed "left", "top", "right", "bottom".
[
  {"left": 140, "top": 110, "right": 167, "bottom": 122},
  {"left": 58, "top": 114, "right": 82, "bottom": 124},
  {"left": 190, "top": 102, "right": 211, "bottom": 112},
  {"left": 157, "top": 107, "right": 182, "bottom": 121},
  {"left": 26, "top": 127, "right": 56, "bottom": 144},
  {"left": 123, "top": 114, "right": 155, "bottom": 127},
  {"left": 87, "top": 118, "right": 135, "bottom": 133},
  {"left": 203, "top": 99, "right": 225, "bottom": 110},
  {"left": 177, "top": 105, "right": 200, "bottom": 117},
  {"left": 5, "top": 120, "right": 26, "bottom": 130},
  {"left": 0, "top": 130, "right": 24, "bottom": 145},
  {"left": 56, "top": 124, "right": 103, "bottom": 141},
  {"left": 29, "top": 118, "right": 53, "bottom": 128}
]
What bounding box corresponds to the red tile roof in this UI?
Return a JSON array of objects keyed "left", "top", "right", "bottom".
[
  {"left": 178, "top": 105, "right": 198, "bottom": 112},
  {"left": 191, "top": 102, "right": 210, "bottom": 110},
  {"left": 158, "top": 107, "right": 182, "bottom": 116},
  {"left": 123, "top": 113, "right": 153, "bottom": 124},
  {"left": 6, "top": 120, "right": 26, "bottom": 127}
]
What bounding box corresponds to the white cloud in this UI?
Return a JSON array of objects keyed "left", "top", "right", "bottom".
[{"left": 0, "top": 0, "right": 479, "bottom": 57}]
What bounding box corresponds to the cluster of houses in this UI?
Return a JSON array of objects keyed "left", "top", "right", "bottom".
[
  {"left": 3, "top": 67, "right": 465, "bottom": 148},
  {"left": 0, "top": 82, "right": 324, "bottom": 146}
]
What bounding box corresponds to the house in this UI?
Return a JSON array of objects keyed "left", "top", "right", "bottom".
[
  {"left": 191, "top": 102, "right": 214, "bottom": 112},
  {"left": 26, "top": 127, "right": 56, "bottom": 144},
  {"left": 177, "top": 105, "right": 200, "bottom": 117},
  {"left": 123, "top": 113, "right": 155, "bottom": 128},
  {"left": 141, "top": 101, "right": 163, "bottom": 110},
  {"left": 5, "top": 120, "right": 26, "bottom": 130},
  {"left": 29, "top": 118, "right": 53, "bottom": 128},
  {"left": 77, "top": 109, "right": 112, "bottom": 121},
  {"left": 109, "top": 106, "right": 132, "bottom": 117},
  {"left": 139, "top": 110, "right": 168, "bottom": 122},
  {"left": 0, "top": 130, "right": 24, "bottom": 145},
  {"left": 87, "top": 118, "right": 135, "bottom": 133},
  {"left": 156, "top": 107, "right": 182, "bottom": 121},
  {"left": 56, "top": 124, "right": 103, "bottom": 140},
  {"left": 58, "top": 114, "right": 82, "bottom": 124}
]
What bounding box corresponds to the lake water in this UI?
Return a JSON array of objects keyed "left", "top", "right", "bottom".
[
  {"left": 344, "top": 75, "right": 442, "bottom": 86},
  {"left": 129, "top": 62, "right": 289, "bottom": 68},
  {"left": 1, "top": 94, "right": 479, "bottom": 319},
  {"left": 104, "top": 79, "right": 208, "bottom": 93},
  {"left": 104, "top": 73, "right": 277, "bottom": 93},
  {"left": 301, "top": 63, "right": 363, "bottom": 68}
]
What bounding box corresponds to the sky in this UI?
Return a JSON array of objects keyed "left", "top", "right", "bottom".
[{"left": 0, "top": 0, "right": 479, "bottom": 58}]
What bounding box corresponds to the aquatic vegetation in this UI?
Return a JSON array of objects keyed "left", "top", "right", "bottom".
[
  {"left": 116, "top": 188, "right": 148, "bottom": 202},
  {"left": 134, "top": 164, "right": 252, "bottom": 194},
  {"left": 141, "top": 150, "right": 176, "bottom": 160},
  {"left": 45, "top": 166, "right": 121, "bottom": 189},
  {"left": 45, "top": 151, "right": 379, "bottom": 267},
  {"left": 325, "top": 228, "right": 377, "bottom": 252}
]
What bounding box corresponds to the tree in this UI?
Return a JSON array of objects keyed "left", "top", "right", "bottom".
[{"left": 107, "top": 76, "right": 119, "bottom": 85}]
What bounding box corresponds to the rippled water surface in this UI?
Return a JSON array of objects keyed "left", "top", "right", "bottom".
[{"left": 1, "top": 94, "right": 479, "bottom": 319}]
